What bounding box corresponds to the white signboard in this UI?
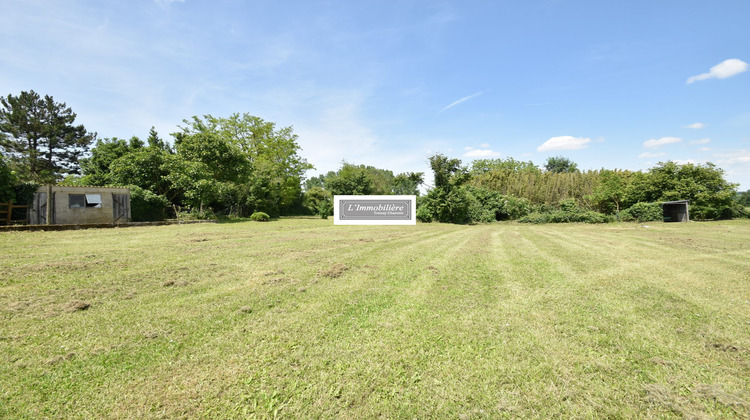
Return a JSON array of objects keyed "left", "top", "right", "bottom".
[{"left": 334, "top": 195, "right": 416, "bottom": 225}]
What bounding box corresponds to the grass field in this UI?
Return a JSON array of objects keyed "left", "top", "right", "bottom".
[{"left": 1, "top": 218, "right": 749, "bottom": 418}]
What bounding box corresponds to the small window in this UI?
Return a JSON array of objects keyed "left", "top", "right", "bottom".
[
  {"left": 85, "top": 194, "right": 102, "bottom": 208},
  {"left": 69, "top": 194, "right": 85, "bottom": 208}
]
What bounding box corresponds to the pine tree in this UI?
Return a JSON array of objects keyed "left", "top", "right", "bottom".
[{"left": 0, "top": 90, "right": 95, "bottom": 183}]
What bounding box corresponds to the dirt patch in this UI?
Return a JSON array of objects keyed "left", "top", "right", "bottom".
[
  {"left": 262, "top": 270, "right": 285, "bottom": 276},
  {"left": 65, "top": 300, "right": 90, "bottom": 313},
  {"left": 262, "top": 277, "right": 293, "bottom": 285},
  {"left": 162, "top": 280, "right": 175, "bottom": 287},
  {"left": 708, "top": 342, "right": 743, "bottom": 353},
  {"left": 45, "top": 352, "right": 75, "bottom": 365},
  {"left": 238, "top": 306, "right": 253, "bottom": 314},
  {"left": 319, "top": 264, "right": 349, "bottom": 278}
]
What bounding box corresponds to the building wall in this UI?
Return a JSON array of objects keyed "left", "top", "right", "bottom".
[{"left": 30, "top": 186, "right": 130, "bottom": 225}]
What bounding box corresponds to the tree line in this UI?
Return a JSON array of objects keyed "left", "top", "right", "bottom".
[{"left": 1, "top": 90, "right": 748, "bottom": 223}]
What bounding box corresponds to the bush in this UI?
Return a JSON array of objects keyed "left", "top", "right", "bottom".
[
  {"left": 250, "top": 211, "right": 270, "bottom": 221},
  {"left": 12, "top": 182, "right": 39, "bottom": 206},
  {"left": 0, "top": 157, "right": 15, "bottom": 203},
  {"left": 177, "top": 208, "right": 216, "bottom": 221},
  {"left": 128, "top": 185, "right": 169, "bottom": 222},
  {"left": 416, "top": 205, "right": 432, "bottom": 222},
  {"left": 518, "top": 199, "right": 610, "bottom": 224},
  {"left": 619, "top": 202, "right": 662, "bottom": 223},
  {"left": 519, "top": 210, "right": 609, "bottom": 224},
  {"left": 466, "top": 186, "right": 531, "bottom": 221}
]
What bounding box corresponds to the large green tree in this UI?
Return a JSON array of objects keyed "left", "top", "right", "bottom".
[
  {"left": 641, "top": 161, "right": 737, "bottom": 219},
  {"left": 544, "top": 156, "right": 579, "bottom": 174},
  {"left": 0, "top": 90, "right": 95, "bottom": 183},
  {"left": 79, "top": 136, "right": 145, "bottom": 186},
  {"left": 177, "top": 114, "right": 313, "bottom": 215}
]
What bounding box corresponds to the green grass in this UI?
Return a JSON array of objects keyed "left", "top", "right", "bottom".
[{"left": 1, "top": 218, "right": 749, "bottom": 418}]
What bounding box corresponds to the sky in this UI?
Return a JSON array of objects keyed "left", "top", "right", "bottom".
[{"left": 2, "top": 0, "right": 749, "bottom": 189}]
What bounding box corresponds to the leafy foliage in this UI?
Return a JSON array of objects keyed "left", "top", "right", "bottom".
[
  {"left": 81, "top": 114, "right": 313, "bottom": 219},
  {"left": 519, "top": 199, "right": 610, "bottom": 224},
  {"left": 392, "top": 172, "right": 424, "bottom": 195},
  {"left": 0, "top": 156, "right": 15, "bottom": 202},
  {"left": 639, "top": 162, "right": 737, "bottom": 220},
  {"left": 0, "top": 90, "right": 95, "bottom": 183},
  {"left": 79, "top": 137, "right": 145, "bottom": 186},
  {"left": 619, "top": 202, "right": 662, "bottom": 223},
  {"left": 470, "top": 157, "right": 540, "bottom": 175},
  {"left": 544, "top": 156, "right": 579, "bottom": 174},
  {"left": 472, "top": 168, "right": 599, "bottom": 206},
  {"left": 250, "top": 211, "right": 270, "bottom": 221},
  {"left": 128, "top": 185, "right": 169, "bottom": 222},
  {"left": 736, "top": 190, "right": 750, "bottom": 207}
]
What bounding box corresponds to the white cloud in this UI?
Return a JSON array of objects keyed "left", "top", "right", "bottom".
[
  {"left": 643, "top": 137, "right": 682, "bottom": 148},
  {"left": 638, "top": 152, "right": 667, "bottom": 159},
  {"left": 686, "top": 58, "right": 748, "bottom": 84},
  {"left": 440, "top": 91, "right": 486, "bottom": 112},
  {"left": 674, "top": 159, "right": 696, "bottom": 165},
  {"left": 699, "top": 147, "right": 711, "bottom": 152},
  {"left": 480, "top": 143, "right": 490, "bottom": 148},
  {"left": 537, "top": 136, "right": 591, "bottom": 152},
  {"left": 690, "top": 138, "right": 711, "bottom": 145},
  {"left": 464, "top": 148, "right": 501, "bottom": 158},
  {"left": 714, "top": 150, "right": 750, "bottom": 165},
  {"left": 685, "top": 122, "right": 705, "bottom": 129}
]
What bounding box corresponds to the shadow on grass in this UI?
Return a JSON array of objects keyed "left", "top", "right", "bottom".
[{"left": 216, "top": 217, "right": 280, "bottom": 224}]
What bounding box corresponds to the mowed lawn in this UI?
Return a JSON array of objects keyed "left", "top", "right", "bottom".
[{"left": 1, "top": 219, "right": 749, "bottom": 418}]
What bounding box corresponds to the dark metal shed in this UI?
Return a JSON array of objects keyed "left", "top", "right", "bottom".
[{"left": 663, "top": 200, "right": 689, "bottom": 222}]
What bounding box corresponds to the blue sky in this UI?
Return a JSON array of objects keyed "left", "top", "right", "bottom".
[{"left": 2, "top": 0, "right": 749, "bottom": 189}]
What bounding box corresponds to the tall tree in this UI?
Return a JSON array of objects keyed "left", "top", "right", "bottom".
[
  {"left": 0, "top": 90, "right": 95, "bottom": 183},
  {"left": 392, "top": 172, "right": 424, "bottom": 195},
  {"left": 79, "top": 137, "right": 145, "bottom": 186},
  {"left": 544, "top": 156, "right": 578, "bottom": 174}
]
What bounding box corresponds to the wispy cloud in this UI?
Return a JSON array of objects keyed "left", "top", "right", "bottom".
[
  {"left": 440, "top": 91, "right": 486, "bottom": 112},
  {"left": 685, "top": 122, "right": 705, "bottom": 129},
  {"left": 638, "top": 152, "right": 667, "bottom": 159},
  {"left": 537, "top": 136, "right": 591, "bottom": 152},
  {"left": 643, "top": 137, "right": 682, "bottom": 148},
  {"left": 686, "top": 58, "right": 748, "bottom": 84},
  {"left": 714, "top": 150, "right": 750, "bottom": 165},
  {"left": 690, "top": 138, "right": 711, "bottom": 145}
]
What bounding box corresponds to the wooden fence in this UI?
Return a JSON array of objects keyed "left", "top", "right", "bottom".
[{"left": 0, "top": 201, "right": 28, "bottom": 225}]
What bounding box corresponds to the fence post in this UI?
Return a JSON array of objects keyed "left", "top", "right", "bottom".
[{"left": 46, "top": 185, "right": 53, "bottom": 225}]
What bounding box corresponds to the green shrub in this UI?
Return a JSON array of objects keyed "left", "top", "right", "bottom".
[
  {"left": 250, "top": 211, "right": 270, "bottom": 222},
  {"left": 518, "top": 199, "right": 610, "bottom": 224},
  {"left": 316, "top": 200, "right": 333, "bottom": 219},
  {"left": 11, "top": 182, "right": 39, "bottom": 206},
  {"left": 0, "top": 157, "right": 15, "bottom": 203},
  {"left": 519, "top": 210, "right": 609, "bottom": 224},
  {"left": 177, "top": 208, "right": 216, "bottom": 221},
  {"left": 128, "top": 185, "right": 169, "bottom": 222},
  {"left": 619, "top": 202, "right": 662, "bottom": 222},
  {"left": 416, "top": 205, "right": 432, "bottom": 222}
]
